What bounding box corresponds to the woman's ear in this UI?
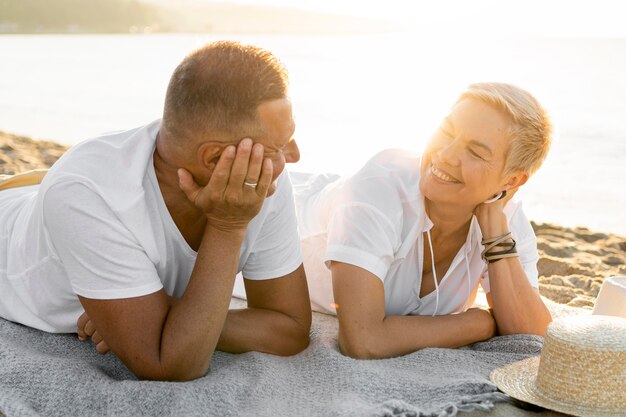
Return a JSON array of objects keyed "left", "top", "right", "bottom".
[{"left": 503, "top": 172, "right": 529, "bottom": 190}]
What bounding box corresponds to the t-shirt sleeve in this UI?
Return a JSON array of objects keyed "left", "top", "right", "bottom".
[
  {"left": 241, "top": 172, "right": 303, "bottom": 280},
  {"left": 480, "top": 202, "right": 540, "bottom": 294},
  {"left": 42, "top": 181, "right": 163, "bottom": 299},
  {"left": 325, "top": 201, "right": 399, "bottom": 282}
]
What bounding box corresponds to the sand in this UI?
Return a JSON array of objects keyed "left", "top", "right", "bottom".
[
  {"left": 1, "top": 129, "right": 625, "bottom": 308},
  {"left": 1, "top": 129, "right": 624, "bottom": 417},
  {"left": 0, "top": 131, "right": 66, "bottom": 175}
]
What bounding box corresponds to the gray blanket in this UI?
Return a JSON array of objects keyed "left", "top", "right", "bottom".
[{"left": 0, "top": 299, "right": 550, "bottom": 417}]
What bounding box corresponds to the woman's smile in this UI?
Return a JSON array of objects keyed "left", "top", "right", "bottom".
[{"left": 429, "top": 165, "right": 462, "bottom": 184}]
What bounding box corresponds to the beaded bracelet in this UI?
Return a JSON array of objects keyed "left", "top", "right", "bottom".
[{"left": 481, "top": 232, "right": 519, "bottom": 263}]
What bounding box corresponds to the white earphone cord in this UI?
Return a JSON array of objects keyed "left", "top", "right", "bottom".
[
  {"left": 426, "top": 230, "right": 439, "bottom": 317},
  {"left": 463, "top": 256, "right": 471, "bottom": 312},
  {"left": 426, "top": 229, "right": 472, "bottom": 317}
]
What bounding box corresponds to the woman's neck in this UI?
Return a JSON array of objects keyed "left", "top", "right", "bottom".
[{"left": 424, "top": 198, "right": 473, "bottom": 241}]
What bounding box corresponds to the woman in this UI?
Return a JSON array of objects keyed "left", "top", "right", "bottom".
[{"left": 295, "top": 82, "right": 553, "bottom": 359}]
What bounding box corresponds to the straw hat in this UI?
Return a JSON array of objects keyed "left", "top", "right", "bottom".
[{"left": 491, "top": 315, "right": 626, "bottom": 417}]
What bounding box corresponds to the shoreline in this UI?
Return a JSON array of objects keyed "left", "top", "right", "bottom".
[{"left": 1, "top": 129, "right": 624, "bottom": 308}]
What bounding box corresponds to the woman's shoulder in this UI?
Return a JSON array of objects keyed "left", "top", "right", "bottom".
[
  {"left": 347, "top": 149, "right": 422, "bottom": 196},
  {"left": 365, "top": 149, "right": 422, "bottom": 172},
  {"left": 336, "top": 149, "right": 422, "bottom": 219}
]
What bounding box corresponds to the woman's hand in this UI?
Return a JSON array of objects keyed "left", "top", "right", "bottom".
[
  {"left": 474, "top": 187, "right": 518, "bottom": 238},
  {"left": 177, "top": 138, "right": 273, "bottom": 233}
]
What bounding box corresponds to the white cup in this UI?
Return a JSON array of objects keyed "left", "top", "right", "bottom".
[{"left": 592, "top": 276, "right": 626, "bottom": 318}]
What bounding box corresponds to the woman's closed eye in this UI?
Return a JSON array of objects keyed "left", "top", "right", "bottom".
[
  {"left": 440, "top": 128, "right": 454, "bottom": 139},
  {"left": 468, "top": 147, "right": 486, "bottom": 160}
]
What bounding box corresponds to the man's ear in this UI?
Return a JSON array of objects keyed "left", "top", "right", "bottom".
[
  {"left": 197, "top": 142, "right": 225, "bottom": 177},
  {"left": 504, "top": 171, "right": 529, "bottom": 190}
]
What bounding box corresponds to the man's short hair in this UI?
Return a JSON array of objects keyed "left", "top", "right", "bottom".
[
  {"left": 457, "top": 82, "right": 553, "bottom": 177},
  {"left": 162, "top": 40, "right": 289, "bottom": 143}
]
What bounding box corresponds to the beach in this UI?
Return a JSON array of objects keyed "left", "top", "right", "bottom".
[
  {"left": 3, "top": 16, "right": 625, "bottom": 416},
  {"left": 0, "top": 130, "right": 623, "bottom": 417},
  {"left": 2, "top": 129, "right": 624, "bottom": 309}
]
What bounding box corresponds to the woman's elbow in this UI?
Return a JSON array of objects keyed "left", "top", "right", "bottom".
[
  {"left": 527, "top": 312, "right": 553, "bottom": 336},
  {"left": 499, "top": 310, "right": 552, "bottom": 337}
]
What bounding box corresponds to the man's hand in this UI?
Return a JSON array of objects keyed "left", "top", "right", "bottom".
[
  {"left": 77, "top": 311, "right": 110, "bottom": 354},
  {"left": 177, "top": 138, "right": 273, "bottom": 232}
]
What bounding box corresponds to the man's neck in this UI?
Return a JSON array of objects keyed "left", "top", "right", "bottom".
[{"left": 153, "top": 133, "right": 206, "bottom": 234}]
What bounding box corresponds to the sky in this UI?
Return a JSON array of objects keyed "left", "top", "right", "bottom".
[{"left": 202, "top": 0, "right": 626, "bottom": 38}]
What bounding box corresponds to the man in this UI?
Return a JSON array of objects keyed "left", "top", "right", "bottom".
[{"left": 0, "top": 41, "right": 311, "bottom": 381}]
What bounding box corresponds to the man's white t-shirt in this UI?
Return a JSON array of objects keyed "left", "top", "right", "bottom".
[
  {"left": 0, "top": 120, "right": 302, "bottom": 333},
  {"left": 294, "top": 149, "right": 539, "bottom": 315}
]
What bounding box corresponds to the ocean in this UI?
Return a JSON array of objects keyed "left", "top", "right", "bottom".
[{"left": 0, "top": 33, "right": 624, "bottom": 235}]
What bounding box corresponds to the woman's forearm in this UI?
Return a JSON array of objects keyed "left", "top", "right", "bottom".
[
  {"left": 486, "top": 259, "right": 552, "bottom": 335},
  {"left": 338, "top": 308, "right": 496, "bottom": 359},
  {"left": 475, "top": 204, "right": 552, "bottom": 336}
]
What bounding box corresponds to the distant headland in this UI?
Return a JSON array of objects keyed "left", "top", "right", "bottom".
[{"left": 0, "top": 0, "right": 394, "bottom": 35}]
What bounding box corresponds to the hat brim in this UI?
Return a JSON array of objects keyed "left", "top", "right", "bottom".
[{"left": 490, "top": 356, "right": 625, "bottom": 417}]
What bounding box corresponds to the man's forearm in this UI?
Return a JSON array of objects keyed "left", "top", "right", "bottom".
[
  {"left": 217, "top": 308, "right": 310, "bottom": 356},
  {"left": 155, "top": 225, "right": 246, "bottom": 379},
  {"left": 78, "top": 225, "right": 246, "bottom": 381},
  {"left": 166, "top": 297, "right": 311, "bottom": 356}
]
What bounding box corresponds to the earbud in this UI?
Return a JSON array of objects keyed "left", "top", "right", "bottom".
[{"left": 483, "top": 190, "right": 507, "bottom": 204}]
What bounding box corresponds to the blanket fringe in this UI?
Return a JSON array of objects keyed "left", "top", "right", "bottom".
[{"left": 374, "top": 392, "right": 510, "bottom": 417}]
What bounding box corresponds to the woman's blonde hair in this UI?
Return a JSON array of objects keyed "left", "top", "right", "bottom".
[{"left": 457, "top": 82, "right": 553, "bottom": 177}]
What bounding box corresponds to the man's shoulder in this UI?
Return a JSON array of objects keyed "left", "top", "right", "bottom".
[
  {"left": 54, "top": 121, "right": 159, "bottom": 168},
  {"left": 39, "top": 120, "right": 161, "bottom": 220},
  {"left": 44, "top": 121, "right": 160, "bottom": 187}
]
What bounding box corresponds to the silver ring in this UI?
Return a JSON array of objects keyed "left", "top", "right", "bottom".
[{"left": 243, "top": 181, "right": 258, "bottom": 189}]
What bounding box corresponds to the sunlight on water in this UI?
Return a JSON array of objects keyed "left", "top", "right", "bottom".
[{"left": 0, "top": 33, "right": 624, "bottom": 235}]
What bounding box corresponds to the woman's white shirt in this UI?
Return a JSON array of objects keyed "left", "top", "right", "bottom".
[{"left": 294, "top": 149, "right": 539, "bottom": 316}]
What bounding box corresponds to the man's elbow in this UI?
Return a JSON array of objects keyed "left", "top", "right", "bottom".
[
  {"left": 131, "top": 355, "right": 213, "bottom": 382},
  {"left": 272, "top": 307, "right": 312, "bottom": 356},
  {"left": 338, "top": 330, "right": 383, "bottom": 360},
  {"left": 274, "top": 324, "right": 311, "bottom": 356}
]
